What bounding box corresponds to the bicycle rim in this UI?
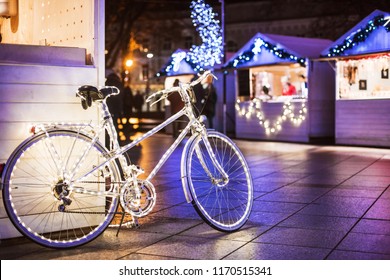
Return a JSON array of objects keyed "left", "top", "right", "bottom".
[
  {"left": 186, "top": 131, "right": 253, "bottom": 232},
  {"left": 2, "top": 130, "right": 120, "bottom": 248}
]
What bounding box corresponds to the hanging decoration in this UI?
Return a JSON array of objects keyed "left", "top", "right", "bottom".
[
  {"left": 186, "top": 0, "right": 223, "bottom": 71},
  {"left": 226, "top": 37, "right": 306, "bottom": 68},
  {"left": 235, "top": 98, "right": 307, "bottom": 135},
  {"left": 156, "top": 0, "right": 222, "bottom": 76},
  {"left": 325, "top": 14, "right": 390, "bottom": 57}
]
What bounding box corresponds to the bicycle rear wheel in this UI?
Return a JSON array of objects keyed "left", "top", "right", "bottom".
[
  {"left": 2, "top": 129, "right": 120, "bottom": 248},
  {"left": 184, "top": 131, "right": 253, "bottom": 232}
]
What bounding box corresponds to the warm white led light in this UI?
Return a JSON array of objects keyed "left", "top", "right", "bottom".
[{"left": 236, "top": 98, "right": 307, "bottom": 135}]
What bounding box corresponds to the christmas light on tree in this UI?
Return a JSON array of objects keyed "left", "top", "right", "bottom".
[
  {"left": 156, "top": 0, "right": 223, "bottom": 76},
  {"left": 186, "top": 0, "right": 223, "bottom": 71}
]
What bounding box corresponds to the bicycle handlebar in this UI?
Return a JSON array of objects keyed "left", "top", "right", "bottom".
[
  {"left": 189, "top": 70, "right": 217, "bottom": 87},
  {"left": 146, "top": 70, "right": 216, "bottom": 104}
]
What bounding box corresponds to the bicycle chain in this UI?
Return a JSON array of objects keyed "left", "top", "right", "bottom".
[
  {"left": 62, "top": 180, "right": 123, "bottom": 215},
  {"left": 63, "top": 209, "right": 124, "bottom": 215}
]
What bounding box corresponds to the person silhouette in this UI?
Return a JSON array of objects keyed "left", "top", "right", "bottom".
[{"left": 201, "top": 75, "right": 217, "bottom": 128}]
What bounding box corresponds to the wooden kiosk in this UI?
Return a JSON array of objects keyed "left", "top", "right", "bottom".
[
  {"left": 224, "top": 33, "right": 334, "bottom": 143},
  {"left": 321, "top": 10, "right": 390, "bottom": 147}
]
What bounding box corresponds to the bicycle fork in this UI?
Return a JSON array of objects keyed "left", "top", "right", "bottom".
[
  {"left": 197, "top": 133, "right": 229, "bottom": 186},
  {"left": 181, "top": 129, "right": 229, "bottom": 203}
]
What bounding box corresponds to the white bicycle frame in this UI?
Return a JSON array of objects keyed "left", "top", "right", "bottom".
[{"left": 64, "top": 73, "right": 228, "bottom": 203}]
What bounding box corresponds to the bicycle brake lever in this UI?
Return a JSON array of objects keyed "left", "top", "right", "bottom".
[
  {"left": 146, "top": 90, "right": 164, "bottom": 103},
  {"left": 150, "top": 93, "right": 167, "bottom": 107}
]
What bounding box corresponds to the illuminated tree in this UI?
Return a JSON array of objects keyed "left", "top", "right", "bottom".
[{"left": 186, "top": 0, "right": 223, "bottom": 71}]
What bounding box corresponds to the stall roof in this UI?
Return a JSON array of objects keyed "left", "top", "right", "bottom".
[
  {"left": 155, "top": 49, "right": 197, "bottom": 77},
  {"left": 225, "top": 32, "right": 332, "bottom": 69},
  {"left": 156, "top": 49, "right": 234, "bottom": 77},
  {"left": 321, "top": 9, "right": 390, "bottom": 58}
]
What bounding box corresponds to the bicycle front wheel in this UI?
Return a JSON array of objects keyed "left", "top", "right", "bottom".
[
  {"left": 2, "top": 129, "right": 120, "bottom": 248},
  {"left": 184, "top": 131, "right": 253, "bottom": 232}
]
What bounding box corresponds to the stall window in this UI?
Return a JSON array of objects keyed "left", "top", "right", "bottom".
[
  {"left": 337, "top": 55, "right": 390, "bottom": 99},
  {"left": 237, "top": 69, "right": 250, "bottom": 100},
  {"left": 249, "top": 64, "right": 307, "bottom": 101}
]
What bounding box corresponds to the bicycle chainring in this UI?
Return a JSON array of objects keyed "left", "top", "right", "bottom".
[{"left": 120, "top": 180, "right": 156, "bottom": 217}]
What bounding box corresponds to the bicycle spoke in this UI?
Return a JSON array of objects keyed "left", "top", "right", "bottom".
[
  {"left": 186, "top": 131, "right": 253, "bottom": 231},
  {"left": 2, "top": 130, "right": 120, "bottom": 248}
]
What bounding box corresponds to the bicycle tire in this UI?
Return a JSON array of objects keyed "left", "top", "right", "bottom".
[
  {"left": 184, "top": 131, "right": 253, "bottom": 232},
  {"left": 2, "top": 129, "right": 120, "bottom": 248}
]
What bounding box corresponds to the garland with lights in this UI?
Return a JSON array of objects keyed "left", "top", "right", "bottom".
[
  {"left": 156, "top": 0, "right": 222, "bottom": 76},
  {"left": 325, "top": 14, "right": 390, "bottom": 57},
  {"left": 235, "top": 98, "right": 307, "bottom": 135},
  {"left": 227, "top": 37, "right": 306, "bottom": 68}
]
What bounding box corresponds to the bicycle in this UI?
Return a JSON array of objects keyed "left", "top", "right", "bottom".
[{"left": 1, "top": 71, "right": 253, "bottom": 249}]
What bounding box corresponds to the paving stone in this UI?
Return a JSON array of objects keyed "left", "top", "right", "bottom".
[
  {"left": 352, "top": 219, "right": 390, "bottom": 236},
  {"left": 337, "top": 232, "right": 390, "bottom": 255},
  {"left": 298, "top": 196, "right": 376, "bottom": 218},
  {"left": 326, "top": 188, "right": 384, "bottom": 198},
  {"left": 364, "top": 198, "right": 390, "bottom": 220},
  {"left": 224, "top": 243, "right": 330, "bottom": 260},
  {"left": 138, "top": 235, "right": 246, "bottom": 259},
  {"left": 279, "top": 214, "right": 357, "bottom": 233},
  {"left": 253, "top": 227, "right": 345, "bottom": 249},
  {"left": 247, "top": 211, "right": 291, "bottom": 226},
  {"left": 178, "top": 222, "right": 271, "bottom": 242},
  {"left": 251, "top": 200, "right": 306, "bottom": 214},
  {"left": 136, "top": 216, "right": 202, "bottom": 235},
  {"left": 339, "top": 175, "right": 390, "bottom": 189},
  {"left": 327, "top": 250, "right": 390, "bottom": 260}
]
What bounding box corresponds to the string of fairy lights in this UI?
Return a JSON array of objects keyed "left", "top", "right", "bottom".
[
  {"left": 235, "top": 98, "right": 307, "bottom": 135},
  {"left": 187, "top": 0, "right": 223, "bottom": 71},
  {"left": 325, "top": 14, "right": 390, "bottom": 57},
  {"left": 227, "top": 37, "right": 306, "bottom": 68},
  {"left": 157, "top": 0, "right": 223, "bottom": 76}
]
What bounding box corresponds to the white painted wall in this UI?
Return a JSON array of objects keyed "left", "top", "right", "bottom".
[{"left": 0, "top": 0, "right": 105, "bottom": 239}]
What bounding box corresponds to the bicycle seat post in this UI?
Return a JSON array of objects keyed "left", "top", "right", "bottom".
[{"left": 101, "top": 100, "right": 112, "bottom": 121}]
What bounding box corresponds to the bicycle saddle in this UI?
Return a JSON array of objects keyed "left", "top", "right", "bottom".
[{"left": 77, "top": 85, "right": 119, "bottom": 109}]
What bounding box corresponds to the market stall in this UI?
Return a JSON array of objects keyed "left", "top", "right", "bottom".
[
  {"left": 156, "top": 48, "right": 231, "bottom": 133},
  {"left": 225, "top": 32, "right": 334, "bottom": 142},
  {"left": 321, "top": 10, "right": 390, "bottom": 147},
  {"left": 156, "top": 49, "right": 197, "bottom": 84},
  {"left": 155, "top": 49, "right": 200, "bottom": 134}
]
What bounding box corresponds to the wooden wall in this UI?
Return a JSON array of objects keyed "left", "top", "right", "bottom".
[
  {"left": 213, "top": 71, "right": 237, "bottom": 134},
  {"left": 307, "top": 61, "right": 336, "bottom": 142},
  {"left": 336, "top": 99, "right": 390, "bottom": 147},
  {"left": 0, "top": 0, "right": 105, "bottom": 240},
  {"left": 235, "top": 101, "right": 310, "bottom": 142}
]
